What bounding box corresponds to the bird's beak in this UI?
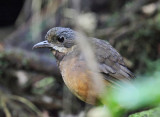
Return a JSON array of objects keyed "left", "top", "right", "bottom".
[
  {"left": 33, "top": 40, "right": 68, "bottom": 53},
  {"left": 33, "top": 41, "right": 52, "bottom": 49}
]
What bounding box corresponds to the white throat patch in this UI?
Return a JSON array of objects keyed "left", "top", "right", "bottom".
[{"left": 52, "top": 46, "right": 68, "bottom": 53}]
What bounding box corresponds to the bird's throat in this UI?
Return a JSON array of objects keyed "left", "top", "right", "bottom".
[{"left": 52, "top": 50, "right": 65, "bottom": 62}]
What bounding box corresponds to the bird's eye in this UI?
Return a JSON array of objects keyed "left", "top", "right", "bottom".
[{"left": 57, "top": 37, "right": 64, "bottom": 43}]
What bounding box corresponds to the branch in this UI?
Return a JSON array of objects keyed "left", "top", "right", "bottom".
[{"left": 0, "top": 44, "right": 61, "bottom": 77}]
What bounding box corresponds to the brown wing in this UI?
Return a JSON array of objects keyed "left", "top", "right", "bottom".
[{"left": 92, "top": 38, "right": 135, "bottom": 83}]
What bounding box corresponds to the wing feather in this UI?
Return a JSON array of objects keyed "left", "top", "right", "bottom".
[{"left": 91, "top": 38, "right": 134, "bottom": 84}]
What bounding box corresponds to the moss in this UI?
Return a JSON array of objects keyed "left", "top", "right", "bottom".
[{"left": 129, "top": 107, "right": 160, "bottom": 117}]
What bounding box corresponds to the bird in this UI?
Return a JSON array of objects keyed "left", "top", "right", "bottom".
[{"left": 33, "top": 27, "right": 134, "bottom": 105}]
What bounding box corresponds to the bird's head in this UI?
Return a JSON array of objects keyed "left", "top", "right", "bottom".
[{"left": 33, "top": 27, "right": 77, "bottom": 60}]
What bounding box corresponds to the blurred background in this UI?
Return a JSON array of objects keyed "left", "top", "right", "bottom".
[{"left": 0, "top": 0, "right": 160, "bottom": 117}]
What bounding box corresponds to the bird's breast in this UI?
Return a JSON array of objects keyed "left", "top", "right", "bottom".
[{"left": 59, "top": 56, "right": 100, "bottom": 104}]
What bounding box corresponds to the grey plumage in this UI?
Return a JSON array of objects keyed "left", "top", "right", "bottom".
[{"left": 91, "top": 38, "right": 135, "bottom": 82}]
